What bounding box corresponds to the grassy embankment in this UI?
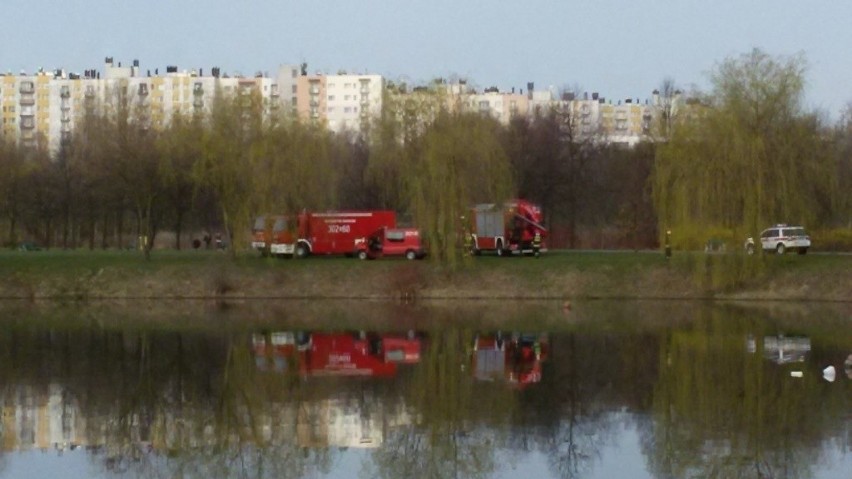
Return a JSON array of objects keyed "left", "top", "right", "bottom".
[{"left": 0, "top": 248, "right": 849, "bottom": 302}]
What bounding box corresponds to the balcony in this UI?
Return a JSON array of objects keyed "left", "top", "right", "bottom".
[
  {"left": 20, "top": 119, "right": 35, "bottom": 129},
  {"left": 60, "top": 87, "right": 71, "bottom": 98},
  {"left": 19, "top": 97, "right": 35, "bottom": 106},
  {"left": 61, "top": 115, "right": 71, "bottom": 123},
  {"left": 138, "top": 84, "right": 149, "bottom": 96},
  {"left": 60, "top": 103, "right": 71, "bottom": 111},
  {"left": 193, "top": 99, "right": 204, "bottom": 108},
  {"left": 84, "top": 88, "right": 96, "bottom": 98},
  {"left": 193, "top": 84, "right": 204, "bottom": 96},
  {"left": 19, "top": 82, "right": 35, "bottom": 94}
]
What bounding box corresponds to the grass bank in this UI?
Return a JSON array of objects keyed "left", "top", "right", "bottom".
[{"left": 0, "top": 249, "right": 849, "bottom": 302}]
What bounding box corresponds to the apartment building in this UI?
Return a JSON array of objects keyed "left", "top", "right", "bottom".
[
  {"left": 296, "top": 72, "right": 384, "bottom": 133},
  {"left": 1, "top": 57, "right": 666, "bottom": 151},
  {"left": 1, "top": 58, "right": 278, "bottom": 155},
  {"left": 464, "top": 87, "right": 530, "bottom": 124}
]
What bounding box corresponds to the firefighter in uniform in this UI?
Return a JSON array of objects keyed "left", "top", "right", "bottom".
[{"left": 532, "top": 231, "right": 542, "bottom": 258}]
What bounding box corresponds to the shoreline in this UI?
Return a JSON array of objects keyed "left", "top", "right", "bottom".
[{"left": 1, "top": 250, "right": 850, "bottom": 302}]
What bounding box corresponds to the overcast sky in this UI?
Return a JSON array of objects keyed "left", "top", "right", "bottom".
[{"left": 5, "top": 0, "right": 851, "bottom": 119}]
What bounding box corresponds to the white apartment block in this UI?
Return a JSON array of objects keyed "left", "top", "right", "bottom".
[
  {"left": 296, "top": 72, "right": 384, "bottom": 133},
  {"left": 464, "top": 88, "right": 530, "bottom": 124},
  {"left": 1, "top": 57, "right": 667, "bottom": 152},
  {"left": 1, "top": 58, "right": 278, "bottom": 155}
]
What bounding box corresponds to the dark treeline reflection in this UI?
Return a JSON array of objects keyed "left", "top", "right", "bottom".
[{"left": 0, "top": 301, "right": 849, "bottom": 478}]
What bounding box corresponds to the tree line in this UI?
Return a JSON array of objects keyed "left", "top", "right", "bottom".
[{"left": 0, "top": 49, "right": 849, "bottom": 261}]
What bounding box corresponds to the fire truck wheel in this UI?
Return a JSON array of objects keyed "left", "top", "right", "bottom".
[
  {"left": 357, "top": 250, "right": 368, "bottom": 260},
  {"left": 496, "top": 241, "right": 505, "bottom": 257},
  {"left": 405, "top": 250, "right": 417, "bottom": 260},
  {"left": 295, "top": 244, "right": 309, "bottom": 259}
]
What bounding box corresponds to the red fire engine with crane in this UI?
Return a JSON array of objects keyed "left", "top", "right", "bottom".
[{"left": 468, "top": 199, "right": 547, "bottom": 256}]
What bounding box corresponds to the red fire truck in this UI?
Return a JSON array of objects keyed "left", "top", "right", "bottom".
[
  {"left": 252, "top": 331, "right": 422, "bottom": 378},
  {"left": 296, "top": 210, "right": 397, "bottom": 258},
  {"left": 252, "top": 210, "right": 397, "bottom": 258},
  {"left": 356, "top": 227, "right": 428, "bottom": 260},
  {"left": 251, "top": 215, "right": 292, "bottom": 256},
  {"left": 468, "top": 199, "right": 547, "bottom": 256}
]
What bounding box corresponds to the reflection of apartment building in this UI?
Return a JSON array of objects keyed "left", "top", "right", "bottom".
[
  {"left": 1, "top": 384, "right": 84, "bottom": 451},
  {"left": 1, "top": 381, "right": 416, "bottom": 454},
  {"left": 297, "top": 397, "right": 384, "bottom": 448}
]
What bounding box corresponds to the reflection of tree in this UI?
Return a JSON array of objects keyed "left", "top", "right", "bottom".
[
  {"left": 0, "top": 326, "right": 337, "bottom": 479},
  {"left": 0, "top": 303, "right": 849, "bottom": 478},
  {"left": 640, "top": 309, "right": 847, "bottom": 479},
  {"left": 370, "top": 327, "right": 504, "bottom": 478},
  {"left": 532, "top": 333, "right": 617, "bottom": 479}
]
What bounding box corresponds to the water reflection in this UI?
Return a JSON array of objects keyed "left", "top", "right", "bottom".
[
  {"left": 0, "top": 300, "right": 848, "bottom": 478},
  {"left": 471, "top": 332, "right": 548, "bottom": 388}
]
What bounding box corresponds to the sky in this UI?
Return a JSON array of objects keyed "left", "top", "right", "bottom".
[{"left": 4, "top": 0, "right": 852, "bottom": 120}]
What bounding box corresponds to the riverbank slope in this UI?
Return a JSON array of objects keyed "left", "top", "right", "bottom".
[{"left": 1, "top": 250, "right": 849, "bottom": 302}]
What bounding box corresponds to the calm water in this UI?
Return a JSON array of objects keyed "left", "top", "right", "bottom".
[{"left": 0, "top": 300, "right": 849, "bottom": 479}]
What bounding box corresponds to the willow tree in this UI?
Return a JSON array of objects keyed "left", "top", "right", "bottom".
[
  {"left": 0, "top": 139, "right": 29, "bottom": 246},
  {"left": 258, "top": 117, "right": 339, "bottom": 213},
  {"left": 158, "top": 111, "right": 204, "bottom": 249},
  {"left": 653, "top": 49, "right": 837, "bottom": 248},
  {"left": 367, "top": 82, "right": 448, "bottom": 211},
  {"left": 407, "top": 111, "right": 514, "bottom": 267},
  {"left": 836, "top": 103, "right": 852, "bottom": 226},
  {"left": 194, "top": 88, "right": 266, "bottom": 257}
]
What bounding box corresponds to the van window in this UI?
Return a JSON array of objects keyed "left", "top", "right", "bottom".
[{"left": 386, "top": 230, "right": 405, "bottom": 242}]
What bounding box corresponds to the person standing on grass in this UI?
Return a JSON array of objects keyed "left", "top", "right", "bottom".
[{"left": 533, "top": 231, "right": 541, "bottom": 258}]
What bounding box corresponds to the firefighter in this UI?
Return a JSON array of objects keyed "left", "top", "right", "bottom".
[{"left": 532, "top": 231, "right": 541, "bottom": 258}]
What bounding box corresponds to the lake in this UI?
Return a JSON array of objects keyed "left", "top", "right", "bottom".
[{"left": 0, "top": 299, "right": 849, "bottom": 478}]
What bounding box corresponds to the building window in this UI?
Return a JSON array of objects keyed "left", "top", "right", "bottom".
[
  {"left": 328, "top": 95, "right": 335, "bottom": 101},
  {"left": 291, "top": 85, "right": 297, "bottom": 94}
]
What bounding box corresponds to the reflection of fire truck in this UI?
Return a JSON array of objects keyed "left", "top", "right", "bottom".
[
  {"left": 251, "top": 211, "right": 397, "bottom": 258},
  {"left": 469, "top": 199, "right": 547, "bottom": 256},
  {"left": 253, "top": 331, "right": 422, "bottom": 377},
  {"left": 471, "top": 332, "right": 549, "bottom": 388}
]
